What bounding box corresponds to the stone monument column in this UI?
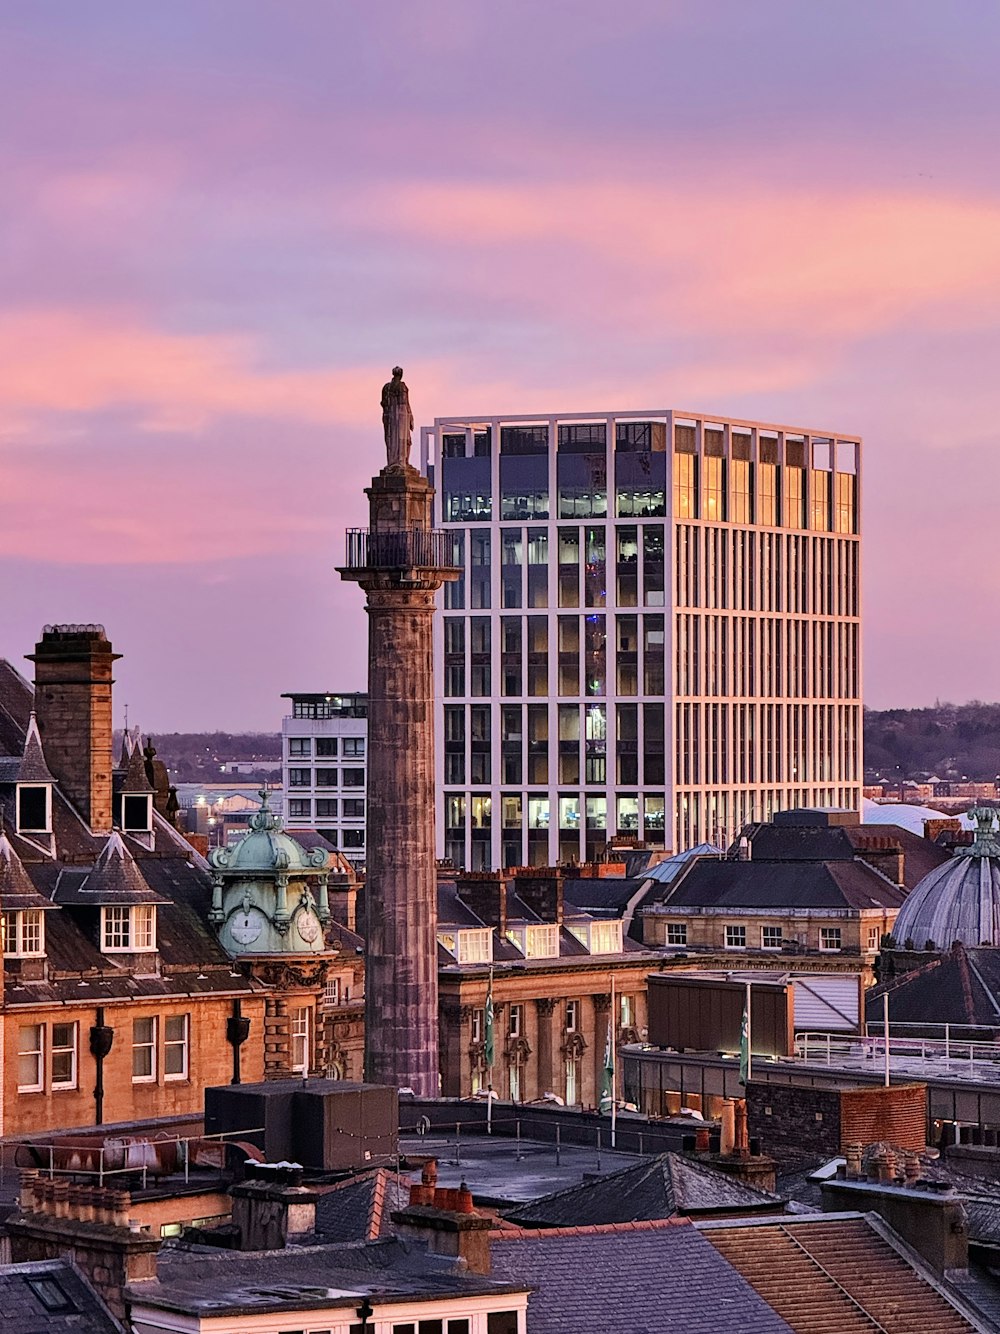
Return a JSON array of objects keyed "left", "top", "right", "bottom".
[{"left": 339, "top": 370, "right": 458, "bottom": 1096}]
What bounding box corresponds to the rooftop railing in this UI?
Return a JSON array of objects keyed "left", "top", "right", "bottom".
[{"left": 344, "top": 528, "right": 456, "bottom": 571}]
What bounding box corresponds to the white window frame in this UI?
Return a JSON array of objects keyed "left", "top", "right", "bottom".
[
  {"left": 565, "top": 1054, "right": 580, "bottom": 1105},
  {"left": 164, "top": 1014, "right": 189, "bottom": 1081},
  {"left": 525, "top": 924, "right": 559, "bottom": 958},
  {"left": 867, "top": 926, "right": 881, "bottom": 951},
  {"left": 51, "top": 1021, "right": 78, "bottom": 1090},
  {"left": 323, "top": 978, "right": 341, "bottom": 1009},
  {"left": 725, "top": 925, "right": 747, "bottom": 950},
  {"left": 17, "top": 1024, "right": 44, "bottom": 1093},
  {"left": 620, "top": 993, "right": 635, "bottom": 1027},
  {"left": 16, "top": 783, "right": 51, "bottom": 835},
  {"left": 457, "top": 928, "right": 494, "bottom": 964},
  {"left": 471, "top": 1010, "right": 483, "bottom": 1043},
  {"left": 820, "top": 927, "right": 842, "bottom": 953},
  {"left": 565, "top": 1000, "right": 579, "bottom": 1033},
  {"left": 509, "top": 1003, "right": 523, "bottom": 1039},
  {"left": 666, "top": 922, "right": 688, "bottom": 946},
  {"left": 103, "top": 905, "right": 156, "bottom": 953},
  {"left": 121, "top": 793, "right": 153, "bottom": 833},
  {"left": 3, "top": 909, "right": 45, "bottom": 958},
  {"left": 761, "top": 925, "right": 783, "bottom": 951},
  {"left": 589, "top": 921, "right": 623, "bottom": 955},
  {"left": 291, "top": 1006, "right": 311, "bottom": 1074},
  {"left": 132, "top": 1016, "right": 158, "bottom": 1083}
]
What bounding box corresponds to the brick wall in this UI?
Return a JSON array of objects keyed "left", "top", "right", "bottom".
[{"left": 747, "top": 1081, "right": 928, "bottom": 1157}]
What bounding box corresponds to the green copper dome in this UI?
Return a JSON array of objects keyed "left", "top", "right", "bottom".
[{"left": 208, "top": 790, "right": 328, "bottom": 875}]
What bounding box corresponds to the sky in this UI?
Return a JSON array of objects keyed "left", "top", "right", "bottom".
[{"left": 1, "top": 1, "right": 999, "bottom": 729}]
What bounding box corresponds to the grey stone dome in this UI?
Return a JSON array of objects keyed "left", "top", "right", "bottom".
[{"left": 893, "top": 807, "right": 1000, "bottom": 949}]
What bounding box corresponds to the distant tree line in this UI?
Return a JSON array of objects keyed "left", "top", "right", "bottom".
[
  {"left": 115, "top": 731, "right": 281, "bottom": 783},
  {"left": 864, "top": 702, "right": 1000, "bottom": 782}
]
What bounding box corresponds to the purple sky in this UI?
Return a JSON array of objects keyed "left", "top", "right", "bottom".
[{"left": 2, "top": 1, "right": 998, "bottom": 729}]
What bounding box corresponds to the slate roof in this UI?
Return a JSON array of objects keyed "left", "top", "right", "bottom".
[
  {"left": 844, "top": 822, "right": 951, "bottom": 891},
  {"left": 313, "top": 1169, "right": 411, "bottom": 1243},
  {"left": 129, "top": 1237, "right": 527, "bottom": 1318},
  {"left": 502, "top": 1151, "right": 784, "bottom": 1228},
  {"left": 867, "top": 946, "right": 1000, "bottom": 1030},
  {"left": 490, "top": 1219, "right": 795, "bottom": 1334},
  {"left": 653, "top": 859, "right": 905, "bottom": 911},
  {"left": 562, "top": 877, "right": 645, "bottom": 916},
  {"left": 0, "top": 830, "right": 54, "bottom": 910},
  {"left": 16, "top": 714, "right": 56, "bottom": 784},
  {"left": 702, "top": 1213, "right": 985, "bottom": 1334},
  {"left": 0, "top": 1258, "right": 124, "bottom": 1333},
  {"left": 0, "top": 657, "right": 262, "bottom": 1008}
]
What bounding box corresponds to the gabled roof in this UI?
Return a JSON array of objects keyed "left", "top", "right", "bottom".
[
  {"left": 119, "top": 731, "right": 153, "bottom": 794},
  {"left": 701, "top": 1213, "right": 984, "bottom": 1334},
  {"left": 314, "top": 1169, "right": 410, "bottom": 1243},
  {"left": 651, "top": 859, "right": 905, "bottom": 911},
  {"left": 16, "top": 714, "right": 55, "bottom": 785},
  {"left": 0, "top": 830, "right": 54, "bottom": 910},
  {"left": 490, "top": 1220, "right": 795, "bottom": 1334},
  {"left": 56, "top": 832, "right": 166, "bottom": 906},
  {"left": 503, "top": 1151, "right": 783, "bottom": 1228}
]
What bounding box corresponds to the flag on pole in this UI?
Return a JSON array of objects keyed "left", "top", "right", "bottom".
[
  {"left": 599, "top": 1016, "right": 614, "bottom": 1114},
  {"left": 738, "top": 995, "right": 750, "bottom": 1086},
  {"left": 483, "top": 969, "right": 495, "bottom": 1069}
]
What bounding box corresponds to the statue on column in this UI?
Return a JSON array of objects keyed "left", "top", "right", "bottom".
[{"left": 381, "top": 366, "right": 414, "bottom": 468}]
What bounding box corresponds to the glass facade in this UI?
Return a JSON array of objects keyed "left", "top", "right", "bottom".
[{"left": 425, "top": 412, "right": 862, "bottom": 864}]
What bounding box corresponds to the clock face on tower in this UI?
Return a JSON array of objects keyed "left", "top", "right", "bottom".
[
  {"left": 296, "top": 910, "right": 321, "bottom": 944},
  {"left": 231, "top": 908, "right": 265, "bottom": 947}
]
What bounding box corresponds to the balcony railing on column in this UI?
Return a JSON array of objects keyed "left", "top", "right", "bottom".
[{"left": 345, "top": 528, "right": 455, "bottom": 571}]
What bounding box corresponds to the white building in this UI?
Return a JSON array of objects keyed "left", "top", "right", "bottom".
[
  {"left": 280, "top": 692, "right": 368, "bottom": 866},
  {"left": 420, "top": 410, "right": 862, "bottom": 866}
]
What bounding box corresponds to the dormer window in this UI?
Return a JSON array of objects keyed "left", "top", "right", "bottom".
[
  {"left": 438, "top": 927, "right": 494, "bottom": 964},
  {"left": 506, "top": 923, "right": 560, "bottom": 959},
  {"left": 121, "top": 794, "right": 153, "bottom": 834},
  {"left": 102, "top": 904, "right": 156, "bottom": 952},
  {"left": 2, "top": 909, "right": 44, "bottom": 957},
  {"left": 16, "top": 785, "right": 51, "bottom": 835},
  {"left": 567, "top": 920, "right": 623, "bottom": 955}
]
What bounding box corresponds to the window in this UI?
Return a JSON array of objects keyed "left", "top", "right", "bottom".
[
  {"left": 132, "top": 1017, "right": 157, "bottom": 1082},
  {"left": 471, "top": 1009, "right": 483, "bottom": 1043},
  {"left": 3, "top": 909, "right": 44, "bottom": 957},
  {"left": 343, "top": 799, "right": 365, "bottom": 818},
  {"left": 666, "top": 923, "right": 687, "bottom": 946},
  {"left": 105, "top": 903, "right": 157, "bottom": 953},
  {"left": 620, "top": 993, "right": 635, "bottom": 1027},
  {"left": 703, "top": 455, "right": 725, "bottom": 521},
  {"left": 488, "top": 1316, "right": 518, "bottom": 1334},
  {"left": 288, "top": 767, "right": 311, "bottom": 787},
  {"left": 51, "top": 1022, "right": 78, "bottom": 1089},
  {"left": 316, "top": 737, "right": 338, "bottom": 757},
  {"left": 164, "top": 1014, "right": 189, "bottom": 1079},
  {"left": 316, "top": 798, "right": 338, "bottom": 818},
  {"left": 291, "top": 1006, "right": 311, "bottom": 1073},
  {"left": 457, "top": 929, "right": 493, "bottom": 963},
  {"left": 342, "top": 737, "right": 366, "bottom": 758},
  {"left": 820, "top": 927, "right": 842, "bottom": 952},
  {"left": 343, "top": 829, "right": 365, "bottom": 848},
  {"left": 315, "top": 769, "right": 339, "bottom": 787},
  {"left": 565, "top": 1000, "right": 578, "bottom": 1032},
  {"left": 525, "top": 924, "right": 559, "bottom": 958},
  {"left": 288, "top": 798, "right": 312, "bottom": 819},
  {"left": 509, "top": 1004, "right": 523, "bottom": 1038},
  {"left": 565, "top": 1055, "right": 580, "bottom": 1105},
  {"left": 589, "top": 921, "right": 622, "bottom": 954},
  {"left": 761, "top": 926, "right": 783, "bottom": 950},
  {"left": 673, "top": 450, "right": 697, "bottom": 518},
  {"left": 18, "top": 1024, "right": 44, "bottom": 1092},
  {"left": 103, "top": 905, "right": 130, "bottom": 950},
  {"left": 343, "top": 768, "right": 365, "bottom": 787},
  {"left": 323, "top": 978, "right": 341, "bottom": 1008},
  {"left": 17, "top": 784, "right": 49, "bottom": 833},
  {"left": 288, "top": 738, "right": 311, "bottom": 757},
  {"left": 867, "top": 926, "right": 881, "bottom": 951},
  {"left": 725, "top": 925, "right": 747, "bottom": 950},
  {"left": 25, "top": 1275, "right": 75, "bottom": 1313}
]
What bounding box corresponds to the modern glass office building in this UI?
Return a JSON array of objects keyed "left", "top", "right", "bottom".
[{"left": 420, "top": 411, "right": 861, "bottom": 867}]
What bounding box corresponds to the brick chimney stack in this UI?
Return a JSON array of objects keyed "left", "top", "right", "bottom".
[
  {"left": 511, "top": 867, "right": 564, "bottom": 925},
  {"left": 7, "top": 1170, "right": 160, "bottom": 1325},
  {"left": 392, "top": 1175, "right": 493, "bottom": 1274},
  {"left": 28, "top": 625, "right": 120, "bottom": 834}
]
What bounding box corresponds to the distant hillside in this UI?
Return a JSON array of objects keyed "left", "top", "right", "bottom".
[
  {"left": 118, "top": 731, "right": 281, "bottom": 783},
  {"left": 864, "top": 703, "right": 1000, "bottom": 782}
]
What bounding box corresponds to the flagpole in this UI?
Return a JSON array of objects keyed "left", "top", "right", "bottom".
[
  {"left": 610, "top": 972, "right": 617, "bottom": 1149},
  {"left": 486, "top": 965, "right": 494, "bottom": 1134},
  {"left": 883, "top": 989, "right": 890, "bottom": 1088},
  {"left": 745, "top": 981, "right": 753, "bottom": 1083}
]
